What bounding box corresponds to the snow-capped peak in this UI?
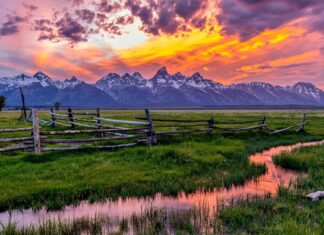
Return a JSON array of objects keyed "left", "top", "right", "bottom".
[
  {"left": 133, "top": 72, "right": 144, "bottom": 81},
  {"left": 291, "top": 82, "right": 322, "bottom": 100},
  {"left": 61, "top": 76, "right": 83, "bottom": 89},
  {"left": 16, "top": 73, "right": 30, "bottom": 79},
  {"left": 155, "top": 67, "right": 169, "bottom": 77},
  {"left": 34, "top": 71, "right": 50, "bottom": 80},
  {"left": 0, "top": 73, "right": 47, "bottom": 88}
]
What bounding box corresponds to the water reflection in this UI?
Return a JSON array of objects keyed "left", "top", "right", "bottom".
[{"left": 1, "top": 140, "right": 323, "bottom": 227}]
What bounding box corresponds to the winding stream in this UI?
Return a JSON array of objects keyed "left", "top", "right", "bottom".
[{"left": 1, "top": 140, "right": 323, "bottom": 227}]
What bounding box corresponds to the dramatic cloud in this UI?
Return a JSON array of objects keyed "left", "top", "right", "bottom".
[
  {"left": 217, "top": 0, "right": 324, "bottom": 41},
  {"left": 75, "top": 9, "right": 96, "bottom": 24},
  {"left": 0, "top": 14, "right": 26, "bottom": 36},
  {"left": 55, "top": 13, "right": 88, "bottom": 43},
  {"left": 175, "top": 0, "right": 204, "bottom": 20},
  {"left": 0, "top": 0, "right": 324, "bottom": 89},
  {"left": 34, "top": 13, "right": 88, "bottom": 43},
  {"left": 96, "top": 0, "right": 122, "bottom": 13},
  {"left": 125, "top": 0, "right": 208, "bottom": 35}
]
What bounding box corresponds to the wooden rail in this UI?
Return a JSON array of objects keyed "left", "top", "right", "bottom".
[
  {"left": 97, "top": 117, "right": 149, "bottom": 126},
  {"left": 214, "top": 119, "right": 264, "bottom": 125},
  {"left": 215, "top": 124, "right": 267, "bottom": 132},
  {"left": 0, "top": 137, "right": 34, "bottom": 143},
  {"left": 42, "top": 143, "right": 138, "bottom": 152},
  {"left": 0, "top": 110, "right": 309, "bottom": 154},
  {"left": 43, "top": 135, "right": 139, "bottom": 144},
  {"left": 135, "top": 117, "right": 209, "bottom": 123},
  {"left": 271, "top": 114, "right": 307, "bottom": 134},
  {"left": 0, "top": 127, "right": 33, "bottom": 133}
]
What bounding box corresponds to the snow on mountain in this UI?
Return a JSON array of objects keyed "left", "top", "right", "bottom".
[
  {"left": 187, "top": 72, "right": 224, "bottom": 90},
  {"left": 1, "top": 68, "right": 324, "bottom": 107},
  {"left": 0, "top": 72, "right": 117, "bottom": 107},
  {"left": 94, "top": 67, "right": 324, "bottom": 106},
  {"left": 230, "top": 81, "right": 324, "bottom": 105},
  {"left": 0, "top": 72, "right": 85, "bottom": 90},
  {"left": 290, "top": 82, "right": 322, "bottom": 101},
  {"left": 0, "top": 74, "right": 44, "bottom": 89},
  {"left": 60, "top": 76, "right": 83, "bottom": 89}
]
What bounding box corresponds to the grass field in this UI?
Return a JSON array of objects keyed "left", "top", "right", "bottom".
[
  {"left": 217, "top": 143, "right": 324, "bottom": 235},
  {"left": 0, "top": 109, "right": 324, "bottom": 233}
]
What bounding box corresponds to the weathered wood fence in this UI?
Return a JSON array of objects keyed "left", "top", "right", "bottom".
[{"left": 0, "top": 109, "right": 307, "bottom": 154}]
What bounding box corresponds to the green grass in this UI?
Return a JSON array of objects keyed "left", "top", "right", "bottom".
[
  {"left": 1, "top": 216, "right": 107, "bottom": 235},
  {"left": 217, "top": 144, "right": 324, "bottom": 235},
  {"left": 0, "top": 110, "right": 323, "bottom": 213},
  {"left": 0, "top": 204, "right": 223, "bottom": 234}
]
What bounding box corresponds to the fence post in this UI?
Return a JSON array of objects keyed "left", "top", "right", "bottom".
[
  {"left": 208, "top": 116, "right": 214, "bottom": 136},
  {"left": 301, "top": 113, "right": 306, "bottom": 131},
  {"left": 20, "top": 87, "right": 27, "bottom": 120},
  {"left": 32, "top": 109, "right": 41, "bottom": 154},
  {"left": 68, "top": 108, "right": 75, "bottom": 129},
  {"left": 50, "top": 108, "right": 56, "bottom": 127},
  {"left": 96, "top": 107, "right": 103, "bottom": 138},
  {"left": 145, "top": 108, "right": 156, "bottom": 146}
]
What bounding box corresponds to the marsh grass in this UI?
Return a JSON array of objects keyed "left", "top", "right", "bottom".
[
  {"left": 0, "top": 203, "right": 225, "bottom": 235},
  {"left": 0, "top": 110, "right": 324, "bottom": 213},
  {"left": 1, "top": 216, "right": 108, "bottom": 235},
  {"left": 217, "top": 144, "right": 324, "bottom": 235},
  {"left": 1, "top": 118, "right": 324, "bottom": 234}
]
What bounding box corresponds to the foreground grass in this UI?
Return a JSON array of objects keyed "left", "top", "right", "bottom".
[
  {"left": 0, "top": 110, "right": 323, "bottom": 212},
  {"left": 1, "top": 204, "right": 224, "bottom": 235},
  {"left": 217, "top": 144, "right": 324, "bottom": 235}
]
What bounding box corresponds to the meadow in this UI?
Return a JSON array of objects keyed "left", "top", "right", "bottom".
[{"left": 0, "top": 109, "right": 324, "bottom": 234}]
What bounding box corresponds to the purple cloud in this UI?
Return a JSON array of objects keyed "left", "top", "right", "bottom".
[
  {"left": 96, "top": 0, "right": 122, "bottom": 13},
  {"left": 34, "top": 13, "right": 88, "bottom": 43},
  {"left": 75, "top": 9, "right": 96, "bottom": 24},
  {"left": 125, "top": 0, "right": 208, "bottom": 35},
  {"left": 217, "top": 0, "right": 324, "bottom": 41},
  {"left": 55, "top": 13, "right": 88, "bottom": 43},
  {"left": 175, "top": 0, "right": 204, "bottom": 20},
  {"left": 0, "top": 15, "right": 26, "bottom": 36}
]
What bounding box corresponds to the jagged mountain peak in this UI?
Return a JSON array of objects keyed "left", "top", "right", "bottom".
[
  {"left": 292, "top": 82, "right": 319, "bottom": 90},
  {"left": 155, "top": 67, "right": 170, "bottom": 77},
  {"left": 191, "top": 72, "right": 205, "bottom": 81},
  {"left": 122, "top": 73, "right": 132, "bottom": 78},
  {"left": 33, "top": 71, "right": 50, "bottom": 80},
  {"left": 192, "top": 72, "right": 202, "bottom": 78},
  {"left": 2, "top": 69, "right": 324, "bottom": 107},
  {"left": 103, "top": 72, "right": 121, "bottom": 80},
  {"left": 291, "top": 82, "right": 322, "bottom": 100},
  {"left": 173, "top": 72, "right": 186, "bottom": 80},
  {"left": 133, "top": 72, "right": 144, "bottom": 80},
  {"left": 62, "top": 76, "right": 83, "bottom": 89},
  {"left": 16, "top": 73, "right": 30, "bottom": 79},
  {"left": 65, "top": 76, "right": 79, "bottom": 82}
]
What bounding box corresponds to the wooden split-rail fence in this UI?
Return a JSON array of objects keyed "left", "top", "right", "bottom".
[{"left": 0, "top": 109, "right": 307, "bottom": 154}]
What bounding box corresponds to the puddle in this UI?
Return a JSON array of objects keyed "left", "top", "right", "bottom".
[{"left": 1, "top": 140, "right": 323, "bottom": 227}]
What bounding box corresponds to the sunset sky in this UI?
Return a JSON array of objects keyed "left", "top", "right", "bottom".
[{"left": 0, "top": 0, "right": 324, "bottom": 88}]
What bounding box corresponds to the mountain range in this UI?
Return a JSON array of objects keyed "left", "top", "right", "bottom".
[{"left": 0, "top": 67, "right": 323, "bottom": 108}]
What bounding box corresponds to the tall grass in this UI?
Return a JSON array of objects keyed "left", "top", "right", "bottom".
[
  {"left": 1, "top": 216, "right": 108, "bottom": 235},
  {"left": 0, "top": 110, "right": 323, "bottom": 213},
  {"left": 0, "top": 203, "right": 225, "bottom": 235},
  {"left": 217, "top": 144, "right": 324, "bottom": 235}
]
